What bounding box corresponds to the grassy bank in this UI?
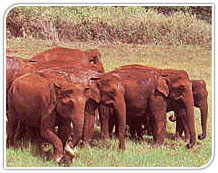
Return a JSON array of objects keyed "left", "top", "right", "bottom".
[{"left": 6, "top": 38, "right": 213, "bottom": 167}]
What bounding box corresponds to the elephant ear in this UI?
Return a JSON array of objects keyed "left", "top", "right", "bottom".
[
  {"left": 53, "top": 82, "right": 62, "bottom": 95},
  {"left": 157, "top": 77, "right": 169, "bottom": 97},
  {"left": 53, "top": 82, "right": 74, "bottom": 102}
]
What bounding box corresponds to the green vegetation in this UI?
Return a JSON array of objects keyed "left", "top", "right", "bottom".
[
  {"left": 6, "top": 6, "right": 212, "bottom": 168},
  {"left": 6, "top": 6, "right": 211, "bottom": 47}
]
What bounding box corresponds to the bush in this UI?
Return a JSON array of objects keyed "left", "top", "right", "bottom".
[{"left": 6, "top": 6, "right": 212, "bottom": 47}]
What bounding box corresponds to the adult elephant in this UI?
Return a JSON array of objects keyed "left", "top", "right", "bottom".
[
  {"left": 6, "top": 56, "right": 36, "bottom": 93},
  {"left": 6, "top": 49, "right": 104, "bottom": 114},
  {"left": 30, "top": 47, "right": 104, "bottom": 72},
  {"left": 6, "top": 47, "right": 104, "bottom": 92},
  {"left": 99, "top": 64, "right": 196, "bottom": 149},
  {"left": 96, "top": 67, "right": 169, "bottom": 150},
  {"left": 7, "top": 68, "right": 100, "bottom": 163},
  {"left": 169, "top": 80, "right": 208, "bottom": 140}
]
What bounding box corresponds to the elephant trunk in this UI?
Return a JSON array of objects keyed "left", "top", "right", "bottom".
[
  {"left": 198, "top": 102, "right": 208, "bottom": 140},
  {"left": 65, "top": 102, "right": 85, "bottom": 157},
  {"left": 99, "top": 104, "right": 111, "bottom": 139},
  {"left": 114, "top": 95, "right": 126, "bottom": 150},
  {"left": 183, "top": 91, "right": 196, "bottom": 149}
]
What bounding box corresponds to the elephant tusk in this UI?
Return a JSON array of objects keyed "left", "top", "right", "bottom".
[{"left": 174, "top": 95, "right": 183, "bottom": 100}]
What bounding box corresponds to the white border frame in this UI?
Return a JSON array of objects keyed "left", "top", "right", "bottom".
[{"left": 2, "top": 3, "right": 215, "bottom": 170}]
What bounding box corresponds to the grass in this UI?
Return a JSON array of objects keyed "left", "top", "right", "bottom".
[{"left": 6, "top": 38, "right": 212, "bottom": 168}]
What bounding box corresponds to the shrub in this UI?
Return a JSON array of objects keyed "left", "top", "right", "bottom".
[{"left": 6, "top": 6, "right": 212, "bottom": 47}]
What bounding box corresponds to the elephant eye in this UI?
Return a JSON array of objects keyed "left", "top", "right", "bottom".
[
  {"left": 178, "top": 86, "right": 186, "bottom": 90},
  {"left": 109, "top": 90, "right": 116, "bottom": 96},
  {"left": 62, "top": 89, "right": 74, "bottom": 97},
  {"left": 89, "top": 59, "right": 96, "bottom": 64},
  {"left": 173, "top": 85, "right": 185, "bottom": 91}
]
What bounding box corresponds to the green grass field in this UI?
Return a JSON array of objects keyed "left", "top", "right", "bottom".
[{"left": 5, "top": 38, "right": 213, "bottom": 168}]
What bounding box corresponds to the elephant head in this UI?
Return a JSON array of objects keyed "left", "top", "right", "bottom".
[
  {"left": 96, "top": 73, "right": 126, "bottom": 150},
  {"left": 160, "top": 69, "right": 196, "bottom": 148},
  {"left": 52, "top": 76, "right": 100, "bottom": 154},
  {"left": 85, "top": 49, "right": 104, "bottom": 73}
]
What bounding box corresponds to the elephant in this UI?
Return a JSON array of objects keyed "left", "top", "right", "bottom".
[
  {"left": 99, "top": 64, "right": 196, "bottom": 149},
  {"left": 7, "top": 67, "right": 100, "bottom": 163},
  {"left": 7, "top": 48, "right": 104, "bottom": 92},
  {"left": 6, "top": 56, "right": 36, "bottom": 93},
  {"left": 96, "top": 67, "right": 169, "bottom": 150},
  {"left": 6, "top": 49, "right": 104, "bottom": 130},
  {"left": 168, "top": 79, "right": 208, "bottom": 140},
  {"left": 30, "top": 47, "right": 104, "bottom": 73}
]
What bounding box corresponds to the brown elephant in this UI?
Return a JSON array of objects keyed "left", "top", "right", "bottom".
[
  {"left": 6, "top": 56, "right": 36, "bottom": 93},
  {"left": 96, "top": 67, "right": 169, "bottom": 150},
  {"left": 169, "top": 80, "right": 208, "bottom": 140},
  {"left": 6, "top": 49, "right": 104, "bottom": 136},
  {"left": 100, "top": 64, "right": 196, "bottom": 149},
  {"left": 7, "top": 68, "right": 100, "bottom": 163},
  {"left": 30, "top": 47, "right": 104, "bottom": 72},
  {"left": 6, "top": 48, "right": 104, "bottom": 92}
]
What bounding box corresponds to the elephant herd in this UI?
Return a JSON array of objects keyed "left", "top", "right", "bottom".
[{"left": 6, "top": 47, "right": 208, "bottom": 164}]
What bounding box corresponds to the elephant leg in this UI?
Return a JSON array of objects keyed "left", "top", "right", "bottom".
[
  {"left": 13, "top": 121, "right": 26, "bottom": 148},
  {"left": 40, "top": 115, "right": 64, "bottom": 163},
  {"left": 7, "top": 112, "right": 18, "bottom": 148},
  {"left": 82, "top": 101, "right": 98, "bottom": 145},
  {"left": 99, "top": 104, "right": 110, "bottom": 140},
  {"left": 129, "top": 122, "right": 136, "bottom": 140},
  {"left": 114, "top": 114, "right": 119, "bottom": 138},
  {"left": 7, "top": 120, "right": 18, "bottom": 148},
  {"left": 136, "top": 121, "right": 143, "bottom": 140},
  {"left": 82, "top": 113, "right": 95, "bottom": 145},
  {"left": 31, "top": 127, "right": 44, "bottom": 143},
  {"left": 174, "top": 116, "right": 184, "bottom": 140},
  {"left": 149, "top": 94, "right": 167, "bottom": 145},
  {"left": 198, "top": 103, "right": 208, "bottom": 140},
  {"left": 108, "top": 113, "right": 115, "bottom": 138},
  {"left": 176, "top": 108, "right": 190, "bottom": 141},
  {"left": 147, "top": 116, "right": 154, "bottom": 136},
  {"left": 109, "top": 110, "right": 118, "bottom": 138}
]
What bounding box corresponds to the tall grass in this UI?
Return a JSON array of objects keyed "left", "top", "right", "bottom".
[{"left": 6, "top": 6, "right": 211, "bottom": 47}]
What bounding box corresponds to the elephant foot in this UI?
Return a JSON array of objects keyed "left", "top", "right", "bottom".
[
  {"left": 198, "top": 134, "right": 206, "bottom": 140},
  {"left": 184, "top": 137, "right": 190, "bottom": 143},
  {"left": 40, "top": 142, "right": 53, "bottom": 152},
  {"left": 100, "top": 133, "right": 110, "bottom": 140},
  {"left": 58, "top": 154, "right": 73, "bottom": 166},
  {"left": 186, "top": 143, "right": 195, "bottom": 149},
  {"left": 53, "top": 154, "right": 65, "bottom": 163},
  {"left": 118, "top": 142, "right": 126, "bottom": 151},
  {"left": 64, "top": 144, "right": 77, "bottom": 158},
  {"left": 173, "top": 134, "right": 182, "bottom": 141}
]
